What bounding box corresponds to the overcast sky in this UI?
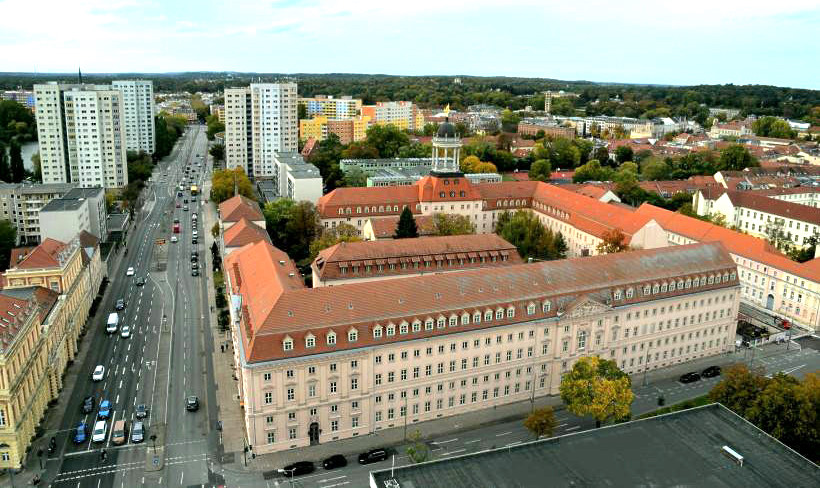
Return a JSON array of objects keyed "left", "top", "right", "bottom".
[{"left": 2, "top": 0, "right": 819, "bottom": 89}]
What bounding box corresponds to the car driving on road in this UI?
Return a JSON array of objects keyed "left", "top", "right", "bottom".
[
  {"left": 115, "top": 298, "right": 125, "bottom": 310},
  {"left": 81, "top": 396, "right": 95, "bottom": 414},
  {"left": 92, "top": 420, "right": 107, "bottom": 443},
  {"left": 358, "top": 448, "right": 388, "bottom": 464},
  {"left": 91, "top": 365, "right": 105, "bottom": 382},
  {"left": 186, "top": 396, "right": 199, "bottom": 411},
  {"left": 126, "top": 267, "right": 135, "bottom": 276},
  {"left": 131, "top": 421, "right": 145, "bottom": 443},
  {"left": 679, "top": 372, "right": 701, "bottom": 383},
  {"left": 98, "top": 400, "right": 111, "bottom": 420},
  {"left": 701, "top": 365, "right": 721, "bottom": 378},
  {"left": 280, "top": 461, "right": 315, "bottom": 477},
  {"left": 322, "top": 454, "right": 347, "bottom": 470},
  {"left": 73, "top": 422, "right": 88, "bottom": 444},
  {"left": 120, "top": 325, "right": 131, "bottom": 338}
]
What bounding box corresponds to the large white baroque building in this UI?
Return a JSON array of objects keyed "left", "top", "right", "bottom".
[
  {"left": 224, "top": 83, "right": 298, "bottom": 179},
  {"left": 34, "top": 83, "right": 128, "bottom": 189},
  {"left": 224, "top": 235, "right": 739, "bottom": 454},
  {"left": 111, "top": 80, "right": 155, "bottom": 154}
]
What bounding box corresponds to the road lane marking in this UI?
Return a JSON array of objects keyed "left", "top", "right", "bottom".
[
  {"left": 432, "top": 438, "right": 458, "bottom": 445},
  {"left": 464, "top": 439, "right": 480, "bottom": 444},
  {"left": 440, "top": 449, "right": 467, "bottom": 456},
  {"left": 318, "top": 476, "right": 347, "bottom": 483},
  {"left": 495, "top": 431, "right": 512, "bottom": 437},
  {"left": 565, "top": 425, "right": 580, "bottom": 431}
]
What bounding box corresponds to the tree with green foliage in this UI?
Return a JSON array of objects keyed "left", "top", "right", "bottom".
[
  {"left": 529, "top": 159, "right": 552, "bottom": 182},
  {"left": 205, "top": 115, "right": 225, "bottom": 141},
  {"left": 30, "top": 151, "right": 41, "bottom": 182},
  {"left": 0, "top": 142, "right": 9, "bottom": 182},
  {"left": 365, "top": 124, "right": 410, "bottom": 158},
  {"left": 495, "top": 210, "right": 567, "bottom": 261},
  {"left": 614, "top": 145, "right": 633, "bottom": 164},
  {"left": 341, "top": 166, "right": 368, "bottom": 187},
  {"left": 0, "top": 220, "right": 17, "bottom": 271},
  {"left": 593, "top": 146, "right": 610, "bottom": 166},
  {"left": 307, "top": 133, "right": 344, "bottom": 191},
  {"left": 573, "top": 159, "right": 614, "bottom": 183},
  {"left": 210, "top": 167, "right": 255, "bottom": 204},
  {"left": 500, "top": 109, "right": 521, "bottom": 133},
  {"left": 127, "top": 150, "right": 153, "bottom": 186},
  {"left": 154, "top": 113, "right": 187, "bottom": 160},
  {"left": 432, "top": 213, "right": 475, "bottom": 236},
  {"left": 523, "top": 406, "right": 557, "bottom": 439},
  {"left": 718, "top": 144, "right": 758, "bottom": 171},
  {"left": 297, "top": 104, "right": 307, "bottom": 121},
  {"left": 341, "top": 141, "right": 379, "bottom": 159},
  {"left": 308, "top": 223, "right": 361, "bottom": 260},
  {"left": 209, "top": 143, "right": 225, "bottom": 163},
  {"left": 788, "top": 233, "right": 818, "bottom": 263},
  {"left": 397, "top": 142, "right": 432, "bottom": 159},
  {"left": 752, "top": 116, "right": 796, "bottom": 139},
  {"left": 394, "top": 207, "right": 419, "bottom": 239},
  {"left": 406, "top": 429, "right": 430, "bottom": 464},
  {"left": 262, "top": 199, "right": 321, "bottom": 264},
  {"left": 9, "top": 140, "right": 24, "bottom": 182},
  {"left": 560, "top": 356, "right": 634, "bottom": 427},
  {"left": 596, "top": 228, "right": 629, "bottom": 254},
  {"left": 190, "top": 94, "right": 209, "bottom": 122},
  {"left": 640, "top": 157, "right": 671, "bottom": 181},
  {"left": 0, "top": 100, "right": 37, "bottom": 144}
]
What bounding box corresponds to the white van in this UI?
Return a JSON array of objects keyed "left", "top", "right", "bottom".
[{"left": 106, "top": 313, "right": 119, "bottom": 334}]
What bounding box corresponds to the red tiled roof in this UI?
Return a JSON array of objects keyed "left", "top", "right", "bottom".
[
  {"left": 367, "top": 215, "right": 436, "bottom": 239},
  {"left": 0, "top": 293, "right": 34, "bottom": 351},
  {"left": 633, "top": 204, "right": 820, "bottom": 282},
  {"left": 229, "top": 242, "right": 737, "bottom": 363},
  {"left": 8, "top": 239, "right": 67, "bottom": 269},
  {"left": 724, "top": 191, "right": 820, "bottom": 223},
  {"left": 223, "top": 218, "right": 271, "bottom": 248},
  {"left": 503, "top": 172, "right": 530, "bottom": 181},
  {"left": 416, "top": 176, "right": 484, "bottom": 202},
  {"left": 317, "top": 186, "right": 420, "bottom": 218},
  {"left": 218, "top": 195, "right": 264, "bottom": 223}
]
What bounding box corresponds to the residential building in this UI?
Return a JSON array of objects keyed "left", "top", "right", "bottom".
[
  {"left": 225, "top": 241, "right": 739, "bottom": 454},
  {"left": 60, "top": 187, "right": 107, "bottom": 240},
  {"left": 299, "top": 116, "right": 328, "bottom": 141},
  {"left": 518, "top": 120, "right": 576, "bottom": 140},
  {"left": 299, "top": 116, "right": 372, "bottom": 145},
  {"left": 1, "top": 90, "right": 35, "bottom": 111},
  {"left": 0, "top": 182, "right": 76, "bottom": 244},
  {"left": 543, "top": 90, "right": 579, "bottom": 114},
  {"left": 298, "top": 95, "right": 362, "bottom": 119},
  {"left": 271, "top": 153, "right": 323, "bottom": 203},
  {"left": 0, "top": 290, "right": 55, "bottom": 472},
  {"left": 217, "top": 194, "right": 266, "bottom": 231},
  {"left": 210, "top": 104, "right": 225, "bottom": 123},
  {"left": 361, "top": 101, "right": 423, "bottom": 132},
  {"left": 38, "top": 198, "right": 91, "bottom": 243},
  {"left": 224, "top": 83, "right": 298, "bottom": 178},
  {"left": 34, "top": 83, "right": 128, "bottom": 189},
  {"left": 370, "top": 403, "right": 818, "bottom": 488},
  {"left": 340, "top": 158, "right": 432, "bottom": 173},
  {"left": 361, "top": 215, "right": 436, "bottom": 241},
  {"left": 311, "top": 234, "right": 522, "bottom": 287},
  {"left": 111, "top": 80, "right": 155, "bottom": 154},
  {"left": 709, "top": 121, "right": 754, "bottom": 138}
]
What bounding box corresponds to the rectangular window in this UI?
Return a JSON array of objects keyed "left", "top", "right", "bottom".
[{"left": 264, "top": 392, "right": 273, "bottom": 404}]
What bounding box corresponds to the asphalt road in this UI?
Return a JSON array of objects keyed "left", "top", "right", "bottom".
[{"left": 49, "top": 125, "right": 218, "bottom": 488}]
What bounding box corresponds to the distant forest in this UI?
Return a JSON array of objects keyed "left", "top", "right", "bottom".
[{"left": 2, "top": 72, "right": 818, "bottom": 124}]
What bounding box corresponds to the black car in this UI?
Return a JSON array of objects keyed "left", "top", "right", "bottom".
[
  {"left": 136, "top": 277, "right": 146, "bottom": 286},
  {"left": 679, "top": 372, "right": 701, "bottom": 383},
  {"left": 81, "top": 395, "right": 95, "bottom": 414},
  {"left": 186, "top": 396, "right": 199, "bottom": 412},
  {"left": 701, "top": 365, "right": 722, "bottom": 378},
  {"left": 135, "top": 403, "right": 148, "bottom": 419},
  {"left": 322, "top": 454, "right": 347, "bottom": 470},
  {"left": 281, "top": 461, "right": 315, "bottom": 477},
  {"left": 191, "top": 253, "right": 198, "bottom": 262},
  {"left": 192, "top": 238, "right": 198, "bottom": 245},
  {"left": 115, "top": 298, "right": 125, "bottom": 311},
  {"left": 358, "top": 448, "right": 388, "bottom": 464},
  {"left": 192, "top": 268, "right": 200, "bottom": 277}
]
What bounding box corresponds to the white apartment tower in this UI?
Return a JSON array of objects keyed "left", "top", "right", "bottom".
[
  {"left": 224, "top": 82, "right": 298, "bottom": 178},
  {"left": 112, "top": 80, "right": 156, "bottom": 154},
  {"left": 34, "top": 83, "right": 128, "bottom": 189}
]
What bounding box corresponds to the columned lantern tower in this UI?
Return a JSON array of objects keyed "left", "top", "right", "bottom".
[{"left": 431, "top": 105, "right": 463, "bottom": 176}]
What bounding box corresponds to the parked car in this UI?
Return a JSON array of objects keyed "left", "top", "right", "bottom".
[
  {"left": 135, "top": 404, "right": 148, "bottom": 419},
  {"left": 131, "top": 421, "right": 145, "bottom": 443},
  {"left": 280, "top": 461, "right": 315, "bottom": 477},
  {"left": 701, "top": 366, "right": 722, "bottom": 378},
  {"left": 98, "top": 400, "right": 111, "bottom": 420},
  {"left": 91, "top": 365, "right": 105, "bottom": 382},
  {"left": 186, "top": 396, "right": 199, "bottom": 412},
  {"left": 73, "top": 422, "right": 88, "bottom": 444},
  {"left": 126, "top": 267, "right": 135, "bottom": 276},
  {"left": 322, "top": 454, "right": 347, "bottom": 470},
  {"left": 81, "top": 396, "right": 95, "bottom": 414},
  {"left": 679, "top": 372, "right": 701, "bottom": 383},
  {"left": 358, "top": 448, "right": 388, "bottom": 465},
  {"left": 115, "top": 298, "right": 125, "bottom": 310},
  {"left": 92, "top": 420, "right": 107, "bottom": 443}
]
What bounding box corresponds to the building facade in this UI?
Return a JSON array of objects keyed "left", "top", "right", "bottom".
[
  {"left": 111, "top": 80, "right": 156, "bottom": 154},
  {"left": 34, "top": 83, "right": 128, "bottom": 189},
  {"left": 298, "top": 96, "right": 362, "bottom": 119},
  {"left": 38, "top": 198, "right": 91, "bottom": 243},
  {"left": 225, "top": 241, "right": 739, "bottom": 454},
  {"left": 224, "top": 83, "right": 298, "bottom": 178},
  {"left": 0, "top": 182, "right": 76, "bottom": 244},
  {"left": 361, "top": 101, "right": 423, "bottom": 132}
]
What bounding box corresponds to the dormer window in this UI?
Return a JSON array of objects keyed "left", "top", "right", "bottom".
[
  {"left": 506, "top": 306, "right": 515, "bottom": 318},
  {"left": 485, "top": 309, "right": 493, "bottom": 321},
  {"left": 373, "top": 326, "right": 383, "bottom": 339},
  {"left": 440, "top": 192, "right": 446, "bottom": 198},
  {"left": 348, "top": 329, "right": 358, "bottom": 342},
  {"left": 626, "top": 288, "right": 634, "bottom": 299},
  {"left": 425, "top": 318, "right": 434, "bottom": 330},
  {"left": 643, "top": 285, "right": 651, "bottom": 295},
  {"left": 449, "top": 315, "right": 457, "bottom": 327},
  {"left": 495, "top": 308, "right": 504, "bottom": 320},
  {"left": 473, "top": 311, "right": 482, "bottom": 323},
  {"left": 437, "top": 316, "right": 446, "bottom": 329},
  {"left": 327, "top": 331, "right": 336, "bottom": 345},
  {"left": 305, "top": 334, "right": 316, "bottom": 348},
  {"left": 400, "top": 321, "right": 409, "bottom": 334},
  {"left": 283, "top": 336, "right": 294, "bottom": 351},
  {"left": 386, "top": 323, "right": 396, "bottom": 336},
  {"left": 542, "top": 301, "right": 551, "bottom": 313},
  {"left": 613, "top": 290, "right": 622, "bottom": 300},
  {"left": 527, "top": 303, "right": 536, "bottom": 315},
  {"left": 461, "top": 313, "right": 470, "bottom": 325}
]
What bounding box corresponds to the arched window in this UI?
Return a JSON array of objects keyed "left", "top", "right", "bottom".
[
  {"left": 685, "top": 279, "right": 692, "bottom": 289},
  {"left": 693, "top": 277, "right": 699, "bottom": 287},
  {"left": 669, "top": 281, "right": 676, "bottom": 291},
  {"left": 677, "top": 280, "right": 684, "bottom": 289}
]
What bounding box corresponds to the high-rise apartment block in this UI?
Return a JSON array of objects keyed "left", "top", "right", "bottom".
[
  {"left": 298, "top": 95, "right": 362, "bottom": 119},
  {"left": 111, "top": 80, "right": 156, "bottom": 154},
  {"left": 361, "top": 101, "right": 424, "bottom": 132},
  {"left": 34, "top": 83, "right": 128, "bottom": 189},
  {"left": 224, "top": 83, "right": 298, "bottom": 178}
]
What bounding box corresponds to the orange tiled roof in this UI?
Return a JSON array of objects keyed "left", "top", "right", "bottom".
[
  {"left": 8, "top": 238, "right": 67, "bottom": 269},
  {"left": 0, "top": 293, "right": 34, "bottom": 350},
  {"left": 223, "top": 218, "right": 271, "bottom": 248},
  {"left": 218, "top": 195, "right": 264, "bottom": 223},
  {"left": 724, "top": 191, "right": 820, "bottom": 223},
  {"left": 228, "top": 242, "right": 738, "bottom": 363}
]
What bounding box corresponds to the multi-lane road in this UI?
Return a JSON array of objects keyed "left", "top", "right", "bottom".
[{"left": 48, "top": 126, "right": 219, "bottom": 488}]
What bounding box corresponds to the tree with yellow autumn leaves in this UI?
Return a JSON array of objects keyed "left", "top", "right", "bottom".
[{"left": 559, "top": 356, "right": 634, "bottom": 427}]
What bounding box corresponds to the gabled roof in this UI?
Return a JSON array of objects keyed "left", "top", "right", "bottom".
[
  {"left": 0, "top": 293, "right": 33, "bottom": 352},
  {"left": 723, "top": 191, "right": 820, "bottom": 223},
  {"left": 218, "top": 195, "right": 264, "bottom": 223},
  {"left": 8, "top": 238, "right": 67, "bottom": 269},
  {"left": 223, "top": 218, "right": 271, "bottom": 248},
  {"left": 0, "top": 286, "right": 58, "bottom": 323}
]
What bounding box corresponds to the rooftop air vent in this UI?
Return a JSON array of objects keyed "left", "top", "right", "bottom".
[
  {"left": 279, "top": 260, "right": 285, "bottom": 266},
  {"left": 722, "top": 446, "right": 743, "bottom": 466}
]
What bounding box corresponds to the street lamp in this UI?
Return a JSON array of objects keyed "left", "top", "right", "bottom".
[
  {"left": 277, "top": 468, "right": 296, "bottom": 488},
  {"left": 0, "top": 443, "right": 15, "bottom": 488}
]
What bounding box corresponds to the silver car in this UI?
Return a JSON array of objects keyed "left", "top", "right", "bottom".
[{"left": 131, "top": 421, "right": 145, "bottom": 443}]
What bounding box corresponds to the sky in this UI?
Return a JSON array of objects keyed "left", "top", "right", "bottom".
[{"left": 1, "top": 0, "right": 819, "bottom": 89}]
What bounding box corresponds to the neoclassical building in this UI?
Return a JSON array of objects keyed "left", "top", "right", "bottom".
[{"left": 225, "top": 240, "right": 739, "bottom": 454}]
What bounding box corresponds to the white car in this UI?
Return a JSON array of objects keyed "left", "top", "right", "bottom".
[
  {"left": 171, "top": 236, "right": 178, "bottom": 243},
  {"left": 126, "top": 267, "right": 135, "bottom": 276},
  {"left": 120, "top": 325, "right": 131, "bottom": 339},
  {"left": 92, "top": 420, "right": 107, "bottom": 443},
  {"left": 92, "top": 365, "right": 105, "bottom": 381}
]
